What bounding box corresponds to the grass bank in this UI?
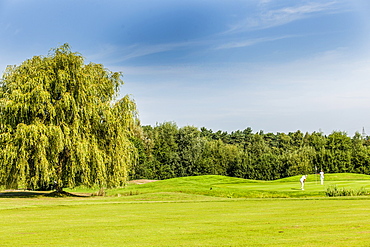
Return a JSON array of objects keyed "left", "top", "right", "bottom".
[{"left": 95, "top": 173, "right": 370, "bottom": 199}]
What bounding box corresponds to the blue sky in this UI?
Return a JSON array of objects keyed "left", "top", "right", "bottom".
[{"left": 1, "top": 0, "right": 370, "bottom": 135}]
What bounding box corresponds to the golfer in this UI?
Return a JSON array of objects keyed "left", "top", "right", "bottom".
[
  {"left": 319, "top": 170, "right": 324, "bottom": 185},
  {"left": 300, "top": 175, "right": 307, "bottom": 190}
]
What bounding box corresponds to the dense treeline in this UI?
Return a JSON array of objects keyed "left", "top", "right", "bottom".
[{"left": 129, "top": 122, "right": 370, "bottom": 180}]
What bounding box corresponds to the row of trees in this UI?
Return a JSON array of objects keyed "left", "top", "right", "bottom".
[
  {"left": 1, "top": 44, "right": 369, "bottom": 190},
  {"left": 130, "top": 122, "right": 370, "bottom": 180}
]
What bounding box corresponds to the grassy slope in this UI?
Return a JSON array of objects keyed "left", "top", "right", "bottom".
[
  {"left": 100, "top": 173, "right": 370, "bottom": 199},
  {"left": 3, "top": 173, "right": 368, "bottom": 200}
]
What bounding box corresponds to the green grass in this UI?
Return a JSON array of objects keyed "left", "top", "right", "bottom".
[
  {"left": 0, "top": 197, "right": 370, "bottom": 246},
  {"left": 95, "top": 173, "right": 370, "bottom": 199},
  {"left": 1, "top": 173, "right": 370, "bottom": 246}
]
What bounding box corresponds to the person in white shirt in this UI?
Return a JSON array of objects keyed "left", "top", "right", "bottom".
[
  {"left": 319, "top": 170, "right": 324, "bottom": 185},
  {"left": 300, "top": 175, "right": 307, "bottom": 190}
]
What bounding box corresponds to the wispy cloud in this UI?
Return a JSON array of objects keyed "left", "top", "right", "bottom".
[
  {"left": 114, "top": 43, "right": 370, "bottom": 134},
  {"left": 227, "top": 1, "right": 341, "bottom": 33},
  {"left": 88, "top": 40, "right": 207, "bottom": 64},
  {"left": 215, "top": 35, "right": 296, "bottom": 50},
  {"left": 118, "top": 42, "right": 189, "bottom": 61}
]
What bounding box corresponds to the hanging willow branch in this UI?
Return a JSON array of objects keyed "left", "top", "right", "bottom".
[{"left": 0, "top": 44, "right": 139, "bottom": 190}]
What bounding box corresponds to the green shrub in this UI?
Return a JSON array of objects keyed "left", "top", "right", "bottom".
[
  {"left": 326, "top": 185, "right": 368, "bottom": 197},
  {"left": 92, "top": 188, "right": 106, "bottom": 197}
]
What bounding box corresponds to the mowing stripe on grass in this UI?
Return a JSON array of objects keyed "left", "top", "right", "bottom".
[{"left": 0, "top": 197, "right": 370, "bottom": 246}]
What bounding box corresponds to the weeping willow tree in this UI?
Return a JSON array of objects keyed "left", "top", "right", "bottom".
[{"left": 0, "top": 44, "right": 139, "bottom": 190}]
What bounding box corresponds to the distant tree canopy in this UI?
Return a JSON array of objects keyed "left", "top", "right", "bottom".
[
  {"left": 0, "top": 44, "right": 139, "bottom": 190},
  {"left": 130, "top": 122, "right": 370, "bottom": 181}
]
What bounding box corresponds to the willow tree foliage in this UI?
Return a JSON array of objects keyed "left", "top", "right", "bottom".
[{"left": 0, "top": 44, "right": 139, "bottom": 190}]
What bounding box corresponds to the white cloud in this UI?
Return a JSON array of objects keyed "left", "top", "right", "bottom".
[
  {"left": 227, "top": 1, "right": 342, "bottom": 32},
  {"left": 117, "top": 47, "right": 370, "bottom": 134},
  {"left": 215, "top": 35, "right": 296, "bottom": 49},
  {"left": 88, "top": 40, "right": 206, "bottom": 65}
]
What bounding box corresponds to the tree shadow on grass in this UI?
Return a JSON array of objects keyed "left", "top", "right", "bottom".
[
  {"left": 0, "top": 190, "right": 90, "bottom": 198},
  {"left": 0, "top": 191, "right": 49, "bottom": 198},
  {"left": 291, "top": 188, "right": 303, "bottom": 191},
  {"left": 45, "top": 190, "right": 90, "bottom": 197}
]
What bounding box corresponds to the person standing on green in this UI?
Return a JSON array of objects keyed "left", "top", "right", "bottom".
[
  {"left": 319, "top": 170, "right": 325, "bottom": 185},
  {"left": 300, "top": 175, "right": 307, "bottom": 190}
]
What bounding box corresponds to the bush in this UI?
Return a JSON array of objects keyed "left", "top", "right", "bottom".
[
  {"left": 326, "top": 185, "right": 368, "bottom": 197},
  {"left": 92, "top": 188, "right": 106, "bottom": 197}
]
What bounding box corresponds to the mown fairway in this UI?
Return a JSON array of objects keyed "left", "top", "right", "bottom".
[{"left": 1, "top": 174, "right": 370, "bottom": 246}]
